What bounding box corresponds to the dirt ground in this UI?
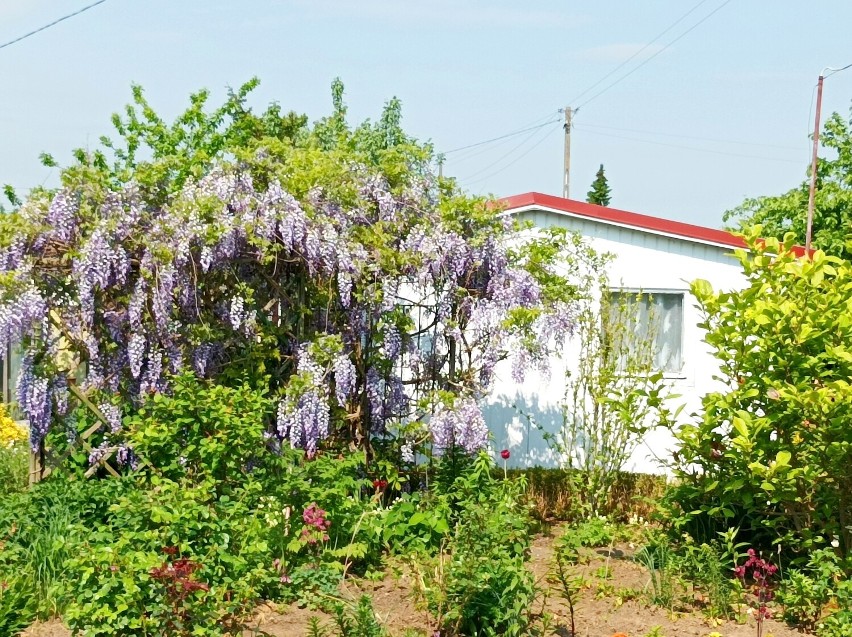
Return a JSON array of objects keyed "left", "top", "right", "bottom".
[{"left": 22, "top": 529, "right": 807, "bottom": 637}]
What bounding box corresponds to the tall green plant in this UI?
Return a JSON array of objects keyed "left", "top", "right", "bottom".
[
  {"left": 415, "top": 453, "right": 540, "bottom": 637},
  {"left": 668, "top": 230, "right": 852, "bottom": 560},
  {"left": 551, "top": 277, "right": 676, "bottom": 516}
]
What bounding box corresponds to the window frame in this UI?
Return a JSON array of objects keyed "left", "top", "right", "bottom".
[{"left": 606, "top": 288, "right": 687, "bottom": 379}]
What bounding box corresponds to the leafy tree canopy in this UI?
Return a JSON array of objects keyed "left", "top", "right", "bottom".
[{"left": 724, "top": 108, "right": 852, "bottom": 259}]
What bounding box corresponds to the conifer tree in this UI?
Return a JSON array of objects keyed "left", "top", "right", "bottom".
[{"left": 586, "top": 164, "right": 611, "bottom": 206}]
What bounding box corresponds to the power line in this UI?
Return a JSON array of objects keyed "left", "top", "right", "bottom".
[
  {"left": 575, "top": 122, "right": 801, "bottom": 151},
  {"left": 568, "top": 0, "right": 713, "bottom": 105},
  {"left": 458, "top": 120, "right": 561, "bottom": 182},
  {"left": 446, "top": 114, "right": 562, "bottom": 165},
  {"left": 581, "top": 128, "right": 802, "bottom": 164},
  {"left": 0, "top": 0, "right": 108, "bottom": 51},
  {"left": 825, "top": 63, "right": 852, "bottom": 78},
  {"left": 443, "top": 115, "right": 560, "bottom": 155},
  {"left": 467, "top": 125, "right": 561, "bottom": 187},
  {"left": 576, "top": 0, "right": 733, "bottom": 110}
]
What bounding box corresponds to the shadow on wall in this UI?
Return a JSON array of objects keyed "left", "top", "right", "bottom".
[{"left": 483, "top": 392, "right": 565, "bottom": 469}]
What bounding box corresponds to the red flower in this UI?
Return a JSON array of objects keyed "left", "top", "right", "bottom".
[
  {"left": 500, "top": 449, "right": 510, "bottom": 460},
  {"left": 373, "top": 479, "right": 388, "bottom": 490}
]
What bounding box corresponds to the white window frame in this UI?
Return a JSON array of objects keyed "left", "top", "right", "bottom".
[{"left": 608, "top": 288, "right": 686, "bottom": 379}]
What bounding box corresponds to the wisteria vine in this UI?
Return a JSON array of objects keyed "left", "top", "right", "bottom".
[{"left": 0, "top": 91, "right": 578, "bottom": 462}]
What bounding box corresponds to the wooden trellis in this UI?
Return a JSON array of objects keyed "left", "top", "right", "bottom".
[{"left": 29, "top": 382, "right": 122, "bottom": 484}]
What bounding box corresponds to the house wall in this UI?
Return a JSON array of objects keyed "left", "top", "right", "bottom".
[{"left": 484, "top": 207, "right": 747, "bottom": 474}]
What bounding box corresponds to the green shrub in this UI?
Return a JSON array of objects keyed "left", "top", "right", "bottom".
[
  {"left": 63, "top": 477, "right": 272, "bottom": 636},
  {"left": 0, "top": 474, "right": 131, "bottom": 618},
  {"left": 778, "top": 548, "right": 851, "bottom": 633},
  {"left": 416, "top": 453, "right": 539, "bottom": 637},
  {"left": 668, "top": 233, "right": 852, "bottom": 559},
  {"left": 61, "top": 375, "right": 384, "bottom": 634},
  {"left": 372, "top": 492, "right": 450, "bottom": 555}
]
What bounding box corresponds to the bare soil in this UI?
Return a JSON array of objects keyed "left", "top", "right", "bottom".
[{"left": 21, "top": 528, "right": 806, "bottom": 637}]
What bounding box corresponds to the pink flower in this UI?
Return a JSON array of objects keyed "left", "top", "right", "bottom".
[{"left": 500, "top": 449, "right": 510, "bottom": 460}]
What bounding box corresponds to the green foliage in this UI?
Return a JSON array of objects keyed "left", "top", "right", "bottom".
[
  {"left": 634, "top": 530, "right": 686, "bottom": 612},
  {"left": 414, "top": 453, "right": 540, "bottom": 637},
  {"left": 331, "top": 595, "right": 388, "bottom": 637},
  {"left": 586, "top": 163, "right": 611, "bottom": 207},
  {"left": 62, "top": 477, "right": 272, "bottom": 636},
  {"left": 127, "top": 373, "right": 273, "bottom": 489},
  {"left": 551, "top": 277, "right": 678, "bottom": 516},
  {"left": 0, "top": 443, "right": 27, "bottom": 497},
  {"left": 51, "top": 375, "right": 380, "bottom": 635},
  {"left": 817, "top": 584, "right": 852, "bottom": 637},
  {"left": 778, "top": 548, "right": 850, "bottom": 632},
  {"left": 0, "top": 475, "right": 130, "bottom": 619},
  {"left": 0, "top": 574, "right": 36, "bottom": 636},
  {"left": 372, "top": 492, "right": 450, "bottom": 555},
  {"left": 559, "top": 517, "right": 620, "bottom": 548},
  {"left": 677, "top": 529, "right": 746, "bottom": 621},
  {"left": 551, "top": 528, "right": 586, "bottom": 637},
  {"left": 724, "top": 108, "right": 852, "bottom": 259},
  {"left": 667, "top": 232, "right": 852, "bottom": 559}
]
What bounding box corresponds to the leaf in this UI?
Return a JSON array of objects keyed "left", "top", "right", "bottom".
[
  {"left": 775, "top": 450, "right": 791, "bottom": 467},
  {"left": 732, "top": 416, "right": 749, "bottom": 438}
]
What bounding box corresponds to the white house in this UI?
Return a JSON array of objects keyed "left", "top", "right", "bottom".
[{"left": 484, "top": 192, "right": 803, "bottom": 475}]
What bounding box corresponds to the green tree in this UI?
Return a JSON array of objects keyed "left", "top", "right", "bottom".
[
  {"left": 586, "top": 164, "right": 611, "bottom": 206},
  {"left": 724, "top": 108, "right": 852, "bottom": 259}
]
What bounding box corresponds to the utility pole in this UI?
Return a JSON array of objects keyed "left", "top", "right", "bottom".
[
  {"left": 562, "top": 106, "right": 573, "bottom": 199},
  {"left": 805, "top": 63, "right": 852, "bottom": 253},
  {"left": 806, "top": 74, "right": 824, "bottom": 253}
]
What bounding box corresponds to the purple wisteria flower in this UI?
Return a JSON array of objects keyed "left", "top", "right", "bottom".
[{"left": 429, "top": 397, "right": 489, "bottom": 455}]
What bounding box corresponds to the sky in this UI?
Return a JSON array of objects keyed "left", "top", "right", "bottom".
[{"left": 2, "top": 0, "right": 852, "bottom": 228}]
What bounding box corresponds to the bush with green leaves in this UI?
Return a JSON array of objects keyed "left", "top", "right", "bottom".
[
  {"left": 60, "top": 375, "right": 382, "bottom": 635},
  {"left": 63, "top": 477, "right": 272, "bottom": 636},
  {"left": 415, "top": 453, "right": 540, "bottom": 637},
  {"left": 370, "top": 492, "right": 450, "bottom": 556},
  {"left": 778, "top": 548, "right": 851, "bottom": 634},
  {"left": 0, "top": 473, "right": 130, "bottom": 624},
  {"left": 666, "top": 232, "right": 852, "bottom": 559}
]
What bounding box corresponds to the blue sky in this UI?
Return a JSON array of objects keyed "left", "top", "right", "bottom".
[{"left": 2, "top": 0, "right": 851, "bottom": 227}]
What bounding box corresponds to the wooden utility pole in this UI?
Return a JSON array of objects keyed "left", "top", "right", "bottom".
[
  {"left": 805, "top": 63, "right": 852, "bottom": 253},
  {"left": 562, "top": 106, "right": 573, "bottom": 199},
  {"left": 806, "top": 74, "right": 824, "bottom": 253}
]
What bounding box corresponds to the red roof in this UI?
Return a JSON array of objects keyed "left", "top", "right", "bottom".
[{"left": 501, "top": 192, "right": 807, "bottom": 257}]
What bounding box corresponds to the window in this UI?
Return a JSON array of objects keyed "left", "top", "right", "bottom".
[{"left": 607, "top": 291, "right": 684, "bottom": 374}]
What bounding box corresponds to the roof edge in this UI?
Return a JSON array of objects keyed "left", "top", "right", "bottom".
[{"left": 500, "top": 192, "right": 807, "bottom": 257}]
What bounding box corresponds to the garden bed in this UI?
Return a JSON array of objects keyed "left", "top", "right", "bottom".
[{"left": 20, "top": 526, "right": 803, "bottom": 637}]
